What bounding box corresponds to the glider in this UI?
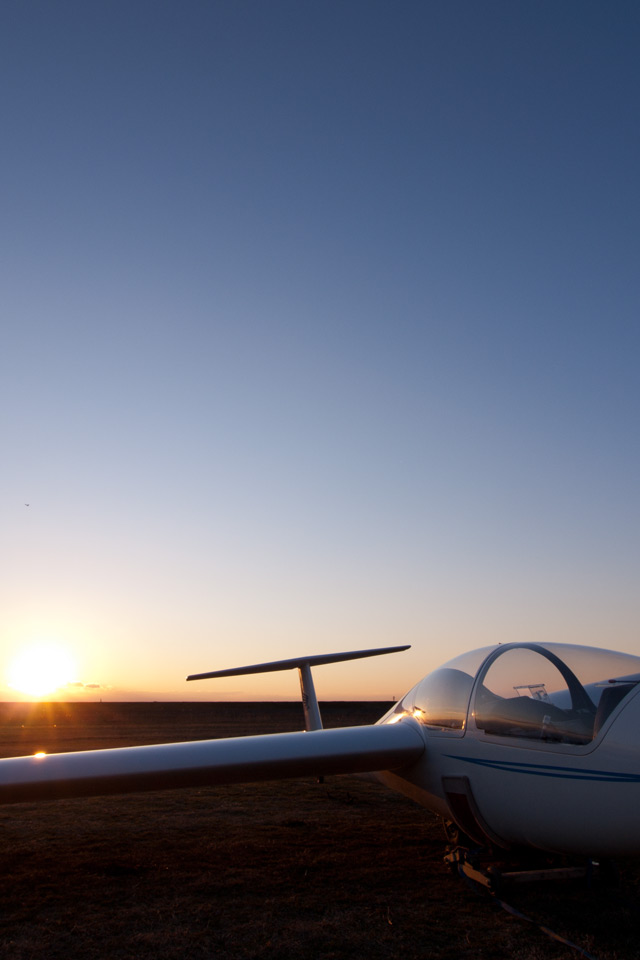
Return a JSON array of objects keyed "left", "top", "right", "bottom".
[{"left": 1, "top": 641, "right": 639, "bottom": 860}]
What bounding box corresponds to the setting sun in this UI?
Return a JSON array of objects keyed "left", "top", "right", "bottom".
[{"left": 7, "top": 644, "right": 77, "bottom": 698}]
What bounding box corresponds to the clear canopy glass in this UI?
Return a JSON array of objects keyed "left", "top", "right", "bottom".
[{"left": 385, "top": 643, "right": 640, "bottom": 743}]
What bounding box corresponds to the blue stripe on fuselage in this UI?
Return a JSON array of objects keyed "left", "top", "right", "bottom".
[{"left": 445, "top": 756, "right": 640, "bottom": 783}]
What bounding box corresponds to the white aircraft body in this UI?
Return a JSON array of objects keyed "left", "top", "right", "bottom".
[{"left": 1, "top": 641, "right": 639, "bottom": 860}]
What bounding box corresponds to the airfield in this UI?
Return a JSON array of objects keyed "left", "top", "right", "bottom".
[{"left": 1, "top": 702, "right": 639, "bottom": 960}]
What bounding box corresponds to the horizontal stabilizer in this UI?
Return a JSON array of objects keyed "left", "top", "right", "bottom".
[
  {"left": 0, "top": 721, "right": 424, "bottom": 805},
  {"left": 186, "top": 645, "right": 410, "bottom": 681},
  {"left": 187, "top": 645, "right": 411, "bottom": 733}
]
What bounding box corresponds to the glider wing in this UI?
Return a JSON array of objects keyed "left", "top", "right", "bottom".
[{"left": 0, "top": 721, "right": 424, "bottom": 805}]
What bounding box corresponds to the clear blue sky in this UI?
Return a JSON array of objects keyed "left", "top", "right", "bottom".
[{"left": 2, "top": 1, "right": 639, "bottom": 700}]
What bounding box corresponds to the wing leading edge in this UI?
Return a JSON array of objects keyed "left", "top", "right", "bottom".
[{"left": 0, "top": 721, "right": 425, "bottom": 805}]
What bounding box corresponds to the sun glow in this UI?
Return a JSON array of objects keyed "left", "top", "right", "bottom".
[{"left": 7, "top": 644, "right": 77, "bottom": 698}]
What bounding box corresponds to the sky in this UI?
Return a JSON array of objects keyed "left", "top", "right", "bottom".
[{"left": 1, "top": 0, "right": 639, "bottom": 702}]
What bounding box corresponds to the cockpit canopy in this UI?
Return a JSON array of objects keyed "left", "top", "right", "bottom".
[{"left": 387, "top": 643, "right": 640, "bottom": 744}]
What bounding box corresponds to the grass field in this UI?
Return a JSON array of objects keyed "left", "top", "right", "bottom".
[{"left": 0, "top": 702, "right": 638, "bottom": 960}]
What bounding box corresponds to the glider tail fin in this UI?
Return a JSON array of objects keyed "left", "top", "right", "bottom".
[{"left": 186, "top": 645, "right": 411, "bottom": 732}]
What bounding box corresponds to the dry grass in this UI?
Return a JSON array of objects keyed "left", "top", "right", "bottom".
[{"left": 0, "top": 702, "right": 638, "bottom": 960}]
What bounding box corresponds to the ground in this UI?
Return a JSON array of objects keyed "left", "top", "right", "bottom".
[{"left": 0, "top": 702, "right": 638, "bottom": 960}]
